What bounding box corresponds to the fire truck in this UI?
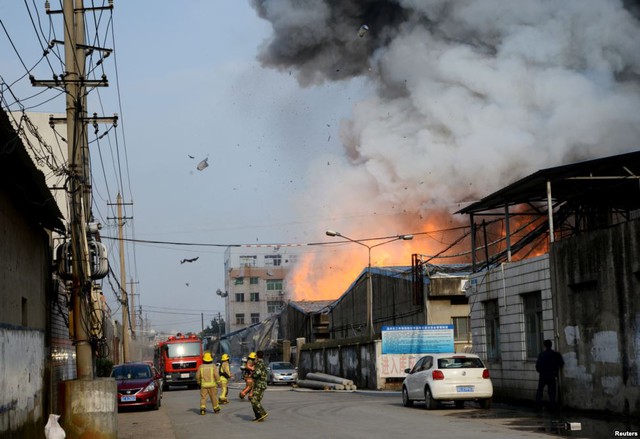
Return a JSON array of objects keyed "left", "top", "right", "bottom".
[{"left": 154, "top": 333, "right": 204, "bottom": 390}]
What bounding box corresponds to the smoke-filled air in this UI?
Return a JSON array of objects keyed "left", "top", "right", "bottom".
[{"left": 250, "top": 0, "right": 640, "bottom": 300}]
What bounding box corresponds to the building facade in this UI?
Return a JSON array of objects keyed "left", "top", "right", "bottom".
[{"left": 224, "top": 246, "right": 298, "bottom": 334}]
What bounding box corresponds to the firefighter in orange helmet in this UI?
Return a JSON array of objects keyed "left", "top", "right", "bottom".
[{"left": 239, "top": 352, "right": 256, "bottom": 399}]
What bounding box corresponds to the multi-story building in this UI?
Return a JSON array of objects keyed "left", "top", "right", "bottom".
[{"left": 224, "top": 246, "right": 298, "bottom": 334}]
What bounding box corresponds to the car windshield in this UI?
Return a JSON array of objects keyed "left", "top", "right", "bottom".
[
  {"left": 271, "top": 362, "right": 294, "bottom": 370},
  {"left": 166, "top": 342, "right": 201, "bottom": 358},
  {"left": 111, "top": 365, "right": 152, "bottom": 380},
  {"left": 437, "top": 357, "right": 484, "bottom": 369}
]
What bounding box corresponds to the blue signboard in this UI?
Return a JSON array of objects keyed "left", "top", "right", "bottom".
[{"left": 381, "top": 325, "right": 454, "bottom": 354}]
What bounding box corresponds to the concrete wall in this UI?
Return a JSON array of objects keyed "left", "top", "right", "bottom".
[
  {"left": 550, "top": 219, "right": 640, "bottom": 415},
  {"left": 0, "top": 190, "right": 51, "bottom": 437},
  {"left": 467, "top": 255, "right": 554, "bottom": 402},
  {"left": 299, "top": 339, "right": 379, "bottom": 389}
]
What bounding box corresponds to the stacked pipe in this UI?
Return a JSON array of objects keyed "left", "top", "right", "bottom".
[{"left": 297, "top": 372, "right": 357, "bottom": 391}]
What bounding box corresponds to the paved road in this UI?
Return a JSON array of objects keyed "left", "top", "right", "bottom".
[{"left": 118, "top": 383, "right": 639, "bottom": 439}]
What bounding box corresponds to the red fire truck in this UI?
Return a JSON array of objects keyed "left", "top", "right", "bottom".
[{"left": 154, "top": 333, "right": 204, "bottom": 390}]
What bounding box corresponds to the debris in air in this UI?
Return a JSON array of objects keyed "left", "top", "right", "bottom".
[
  {"left": 358, "top": 24, "right": 369, "bottom": 37},
  {"left": 188, "top": 155, "right": 195, "bottom": 159},
  {"left": 196, "top": 157, "right": 209, "bottom": 171},
  {"left": 180, "top": 257, "right": 199, "bottom": 264}
]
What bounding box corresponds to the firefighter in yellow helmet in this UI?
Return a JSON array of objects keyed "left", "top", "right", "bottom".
[
  {"left": 218, "top": 353, "right": 233, "bottom": 404},
  {"left": 196, "top": 352, "right": 221, "bottom": 415},
  {"left": 239, "top": 352, "right": 256, "bottom": 399}
]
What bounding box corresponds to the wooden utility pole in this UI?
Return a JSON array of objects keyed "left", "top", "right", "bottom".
[{"left": 117, "top": 193, "right": 130, "bottom": 362}]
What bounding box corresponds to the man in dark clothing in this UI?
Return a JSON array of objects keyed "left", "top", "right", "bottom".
[{"left": 535, "top": 339, "right": 564, "bottom": 412}]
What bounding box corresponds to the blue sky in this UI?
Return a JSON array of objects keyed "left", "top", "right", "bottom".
[{"left": 0, "top": 1, "right": 370, "bottom": 333}]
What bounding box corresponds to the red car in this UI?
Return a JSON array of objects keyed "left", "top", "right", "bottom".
[{"left": 111, "top": 362, "right": 163, "bottom": 410}]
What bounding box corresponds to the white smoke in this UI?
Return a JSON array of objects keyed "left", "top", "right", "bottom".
[{"left": 252, "top": 0, "right": 640, "bottom": 297}]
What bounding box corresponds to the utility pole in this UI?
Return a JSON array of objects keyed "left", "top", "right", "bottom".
[
  {"left": 64, "top": 0, "right": 93, "bottom": 380},
  {"left": 117, "top": 193, "right": 130, "bottom": 362},
  {"left": 33, "top": 1, "right": 118, "bottom": 437},
  {"left": 129, "top": 279, "right": 140, "bottom": 334}
]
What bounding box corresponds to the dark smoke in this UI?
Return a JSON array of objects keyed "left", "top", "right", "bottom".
[{"left": 251, "top": 0, "right": 408, "bottom": 85}]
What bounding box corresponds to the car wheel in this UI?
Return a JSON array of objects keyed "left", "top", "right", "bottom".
[
  {"left": 454, "top": 400, "right": 464, "bottom": 409},
  {"left": 424, "top": 387, "right": 437, "bottom": 410},
  {"left": 479, "top": 398, "right": 492, "bottom": 409},
  {"left": 402, "top": 387, "right": 413, "bottom": 407}
]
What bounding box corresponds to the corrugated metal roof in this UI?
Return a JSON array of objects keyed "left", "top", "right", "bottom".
[
  {"left": 289, "top": 300, "right": 334, "bottom": 314},
  {"left": 457, "top": 150, "right": 640, "bottom": 215}
]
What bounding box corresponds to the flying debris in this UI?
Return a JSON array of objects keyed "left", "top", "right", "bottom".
[
  {"left": 196, "top": 157, "right": 209, "bottom": 171},
  {"left": 357, "top": 24, "right": 369, "bottom": 38},
  {"left": 185, "top": 283, "right": 189, "bottom": 287},
  {"left": 180, "top": 257, "right": 200, "bottom": 264},
  {"left": 188, "top": 155, "right": 195, "bottom": 159}
]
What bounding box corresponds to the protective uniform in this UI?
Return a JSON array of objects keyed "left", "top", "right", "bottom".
[
  {"left": 197, "top": 352, "right": 221, "bottom": 415},
  {"left": 219, "top": 353, "right": 232, "bottom": 404},
  {"left": 239, "top": 352, "right": 256, "bottom": 399},
  {"left": 250, "top": 352, "right": 268, "bottom": 422}
]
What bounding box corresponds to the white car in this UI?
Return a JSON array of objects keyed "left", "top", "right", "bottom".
[{"left": 402, "top": 353, "right": 493, "bottom": 409}]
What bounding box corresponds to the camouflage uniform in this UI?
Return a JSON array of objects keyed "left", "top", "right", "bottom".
[{"left": 249, "top": 358, "right": 268, "bottom": 421}]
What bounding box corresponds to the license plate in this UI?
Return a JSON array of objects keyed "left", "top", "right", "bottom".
[
  {"left": 180, "top": 373, "right": 190, "bottom": 378},
  {"left": 456, "top": 386, "right": 474, "bottom": 393},
  {"left": 121, "top": 395, "right": 136, "bottom": 402}
]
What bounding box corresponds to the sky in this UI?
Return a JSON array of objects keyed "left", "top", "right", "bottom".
[{"left": 2, "top": 1, "right": 640, "bottom": 335}]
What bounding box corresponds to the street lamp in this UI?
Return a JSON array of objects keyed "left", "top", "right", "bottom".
[{"left": 326, "top": 230, "right": 414, "bottom": 338}]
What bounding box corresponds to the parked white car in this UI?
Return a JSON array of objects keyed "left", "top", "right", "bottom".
[{"left": 402, "top": 353, "right": 493, "bottom": 409}]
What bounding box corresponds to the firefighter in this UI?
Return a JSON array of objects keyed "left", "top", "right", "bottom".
[
  {"left": 239, "top": 351, "right": 256, "bottom": 399},
  {"left": 219, "top": 353, "right": 233, "bottom": 404},
  {"left": 196, "top": 352, "right": 221, "bottom": 415},
  {"left": 250, "top": 350, "right": 269, "bottom": 422}
]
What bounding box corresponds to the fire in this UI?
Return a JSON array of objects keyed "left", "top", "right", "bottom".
[{"left": 288, "top": 211, "right": 470, "bottom": 301}]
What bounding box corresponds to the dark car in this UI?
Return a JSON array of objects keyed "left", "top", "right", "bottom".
[
  {"left": 267, "top": 361, "right": 298, "bottom": 385},
  {"left": 111, "top": 362, "right": 163, "bottom": 410}
]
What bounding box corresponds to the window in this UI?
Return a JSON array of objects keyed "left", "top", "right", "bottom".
[
  {"left": 453, "top": 316, "right": 470, "bottom": 342},
  {"left": 268, "top": 301, "right": 283, "bottom": 313},
  {"left": 235, "top": 293, "right": 244, "bottom": 302},
  {"left": 235, "top": 313, "right": 245, "bottom": 325},
  {"left": 239, "top": 255, "right": 256, "bottom": 267},
  {"left": 250, "top": 277, "right": 259, "bottom": 285},
  {"left": 251, "top": 313, "right": 260, "bottom": 324},
  {"left": 266, "top": 279, "right": 283, "bottom": 291},
  {"left": 250, "top": 292, "right": 260, "bottom": 302},
  {"left": 234, "top": 277, "right": 244, "bottom": 285},
  {"left": 265, "top": 254, "right": 282, "bottom": 266},
  {"left": 484, "top": 300, "right": 501, "bottom": 360},
  {"left": 523, "top": 292, "right": 543, "bottom": 358}
]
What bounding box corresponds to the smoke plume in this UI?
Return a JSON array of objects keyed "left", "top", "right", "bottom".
[{"left": 251, "top": 0, "right": 640, "bottom": 298}]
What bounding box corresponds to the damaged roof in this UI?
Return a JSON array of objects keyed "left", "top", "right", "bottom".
[{"left": 457, "top": 150, "right": 640, "bottom": 215}]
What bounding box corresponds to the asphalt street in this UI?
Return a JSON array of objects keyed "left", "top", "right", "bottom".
[{"left": 117, "top": 383, "right": 640, "bottom": 439}]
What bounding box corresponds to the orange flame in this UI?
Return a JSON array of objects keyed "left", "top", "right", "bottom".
[{"left": 288, "top": 211, "right": 470, "bottom": 300}]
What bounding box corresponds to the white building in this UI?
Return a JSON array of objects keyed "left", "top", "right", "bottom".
[{"left": 224, "top": 246, "right": 298, "bottom": 334}]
